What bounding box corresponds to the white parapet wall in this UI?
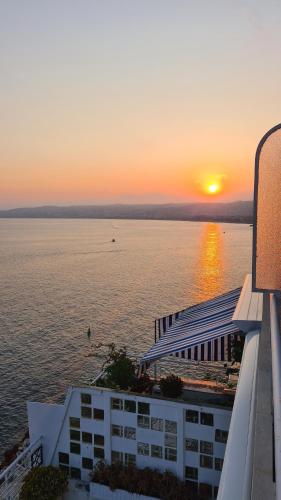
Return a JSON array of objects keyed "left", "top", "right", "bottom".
[
  {"left": 27, "top": 401, "right": 65, "bottom": 465},
  {"left": 232, "top": 274, "right": 263, "bottom": 333}
]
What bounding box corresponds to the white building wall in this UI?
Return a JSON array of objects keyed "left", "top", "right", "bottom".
[
  {"left": 27, "top": 401, "right": 64, "bottom": 465},
  {"left": 28, "top": 386, "right": 231, "bottom": 497}
]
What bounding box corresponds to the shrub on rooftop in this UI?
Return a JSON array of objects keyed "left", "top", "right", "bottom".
[
  {"left": 19, "top": 465, "right": 68, "bottom": 500},
  {"left": 159, "top": 374, "right": 183, "bottom": 398},
  {"left": 131, "top": 373, "right": 153, "bottom": 394},
  {"left": 92, "top": 460, "right": 199, "bottom": 499}
]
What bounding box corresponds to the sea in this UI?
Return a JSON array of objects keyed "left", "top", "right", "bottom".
[{"left": 0, "top": 219, "right": 252, "bottom": 455}]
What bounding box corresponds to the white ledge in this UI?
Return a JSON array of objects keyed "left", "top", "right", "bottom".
[{"left": 232, "top": 274, "right": 263, "bottom": 333}]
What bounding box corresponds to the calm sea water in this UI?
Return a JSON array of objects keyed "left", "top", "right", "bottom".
[{"left": 0, "top": 219, "right": 252, "bottom": 454}]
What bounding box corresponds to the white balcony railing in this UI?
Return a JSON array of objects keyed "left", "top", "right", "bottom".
[
  {"left": 0, "top": 437, "right": 43, "bottom": 500},
  {"left": 217, "top": 329, "right": 260, "bottom": 500}
]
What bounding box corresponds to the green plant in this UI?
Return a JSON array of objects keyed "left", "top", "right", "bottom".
[
  {"left": 231, "top": 335, "right": 245, "bottom": 363},
  {"left": 103, "top": 344, "right": 136, "bottom": 390},
  {"left": 20, "top": 466, "right": 68, "bottom": 500},
  {"left": 92, "top": 461, "right": 199, "bottom": 499},
  {"left": 226, "top": 381, "right": 235, "bottom": 389},
  {"left": 159, "top": 374, "right": 184, "bottom": 398},
  {"left": 131, "top": 373, "right": 153, "bottom": 394}
]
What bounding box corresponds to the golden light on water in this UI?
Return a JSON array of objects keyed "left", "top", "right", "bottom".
[{"left": 192, "top": 223, "right": 225, "bottom": 303}]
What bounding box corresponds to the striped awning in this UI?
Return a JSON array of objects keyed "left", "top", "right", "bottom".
[{"left": 141, "top": 287, "right": 242, "bottom": 367}]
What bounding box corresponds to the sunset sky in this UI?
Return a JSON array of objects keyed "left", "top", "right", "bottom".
[{"left": 1, "top": 1, "right": 281, "bottom": 208}]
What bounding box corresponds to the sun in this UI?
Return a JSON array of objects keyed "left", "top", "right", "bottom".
[
  {"left": 195, "top": 173, "right": 227, "bottom": 197},
  {"left": 207, "top": 183, "right": 220, "bottom": 195}
]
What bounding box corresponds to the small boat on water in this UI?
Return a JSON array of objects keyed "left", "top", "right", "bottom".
[{"left": 112, "top": 238, "right": 116, "bottom": 242}]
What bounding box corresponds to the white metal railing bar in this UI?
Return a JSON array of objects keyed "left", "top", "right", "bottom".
[
  {"left": 0, "top": 437, "right": 42, "bottom": 480},
  {"left": 217, "top": 329, "right": 260, "bottom": 500},
  {"left": 0, "top": 437, "right": 42, "bottom": 500},
  {"left": 270, "top": 293, "right": 281, "bottom": 500}
]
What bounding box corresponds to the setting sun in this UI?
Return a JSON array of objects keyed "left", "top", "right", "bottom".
[
  {"left": 194, "top": 173, "right": 227, "bottom": 199},
  {"left": 207, "top": 183, "right": 220, "bottom": 195}
]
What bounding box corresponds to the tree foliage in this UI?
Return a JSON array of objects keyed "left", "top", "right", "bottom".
[
  {"left": 102, "top": 344, "right": 136, "bottom": 390},
  {"left": 20, "top": 466, "right": 68, "bottom": 500}
]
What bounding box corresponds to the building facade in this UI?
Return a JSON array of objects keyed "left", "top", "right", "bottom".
[{"left": 28, "top": 386, "right": 232, "bottom": 498}]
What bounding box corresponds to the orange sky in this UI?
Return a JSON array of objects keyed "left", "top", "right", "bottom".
[{"left": 1, "top": 1, "right": 281, "bottom": 208}]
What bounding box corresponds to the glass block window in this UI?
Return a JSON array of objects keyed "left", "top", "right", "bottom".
[
  {"left": 59, "top": 464, "right": 69, "bottom": 474},
  {"left": 137, "top": 442, "right": 149, "bottom": 456},
  {"left": 200, "top": 441, "right": 213, "bottom": 455},
  {"left": 69, "top": 429, "right": 80, "bottom": 442},
  {"left": 151, "top": 418, "right": 163, "bottom": 432},
  {"left": 215, "top": 457, "right": 224, "bottom": 471},
  {"left": 82, "top": 457, "right": 93, "bottom": 470},
  {"left": 58, "top": 452, "right": 69, "bottom": 464},
  {"left": 151, "top": 445, "right": 163, "bottom": 459},
  {"left": 82, "top": 432, "right": 92, "bottom": 444},
  {"left": 200, "top": 455, "right": 213, "bottom": 469},
  {"left": 137, "top": 415, "right": 150, "bottom": 429},
  {"left": 70, "top": 442, "right": 80, "bottom": 454},
  {"left": 124, "top": 453, "right": 136, "bottom": 466},
  {"left": 81, "top": 406, "right": 92, "bottom": 419},
  {"left": 124, "top": 400, "right": 136, "bottom": 413},
  {"left": 186, "top": 410, "right": 199, "bottom": 424},
  {"left": 69, "top": 417, "right": 80, "bottom": 428},
  {"left": 138, "top": 402, "right": 150, "bottom": 415},
  {"left": 200, "top": 412, "right": 214, "bottom": 426},
  {"left": 111, "top": 398, "right": 123, "bottom": 410},
  {"left": 81, "top": 393, "right": 91, "bottom": 405},
  {"left": 112, "top": 425, "right": 123, "bottom": 437},
  {"left": 70, "top": 467, "right": 81, "bottom": 480},
  {"left": 94, "top": 447, "right": 105, "bottom": 459},
  {"left": 93, "top": 408, "right": 104, "bottom": 420},
  {"left": 185, "top": 466, "right": 198, "bottom": 480},
  {"left": 215, "top": 429, "right": 228, "bottom": 443},
  {"left": 165, "top": 434, "right": 177, "bottom": 448},
  {"left": 112, "top": 450, "right": 123, "bottom": 463},
  {"left": 124, "top": 426, "right": 136, "bottom": 440},
  {"left": 94, "top": 434, "right": 104, "bottom": 446},
  {"left": 165, "top": 420, "right": 177, "bottom": 434},
  {"left": 165, "top": 448, "right": 177, "bottom": 462},
  {"left": 185, "top": 438, "right": 198, "bottom": 452}
]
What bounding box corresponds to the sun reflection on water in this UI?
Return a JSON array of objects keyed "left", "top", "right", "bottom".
[{"left": 192, "top": 223, "right": 225, "bottom": 303}]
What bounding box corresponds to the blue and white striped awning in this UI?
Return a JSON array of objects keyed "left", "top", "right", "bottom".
[{"left": 141, "top": 287, "right": 242, "bottom": 367}]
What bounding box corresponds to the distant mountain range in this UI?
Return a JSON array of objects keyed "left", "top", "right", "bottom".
[{"left": 0, "top": 201, "right": 253, "bottom": 223}]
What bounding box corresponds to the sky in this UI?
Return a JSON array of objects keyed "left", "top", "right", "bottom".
[{"left": 1, "top": 0, "right": 281, "bottom": 208}]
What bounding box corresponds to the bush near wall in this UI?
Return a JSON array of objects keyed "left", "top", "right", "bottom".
[
  {"left": 159, "top": 374, "right": 184, "bottom": 398},
  {"left": 19, "top": 466, "right": 68, "bottom": 500},
  {"left": 92, "top": 461, "right": 199, "bottom": 500}
]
